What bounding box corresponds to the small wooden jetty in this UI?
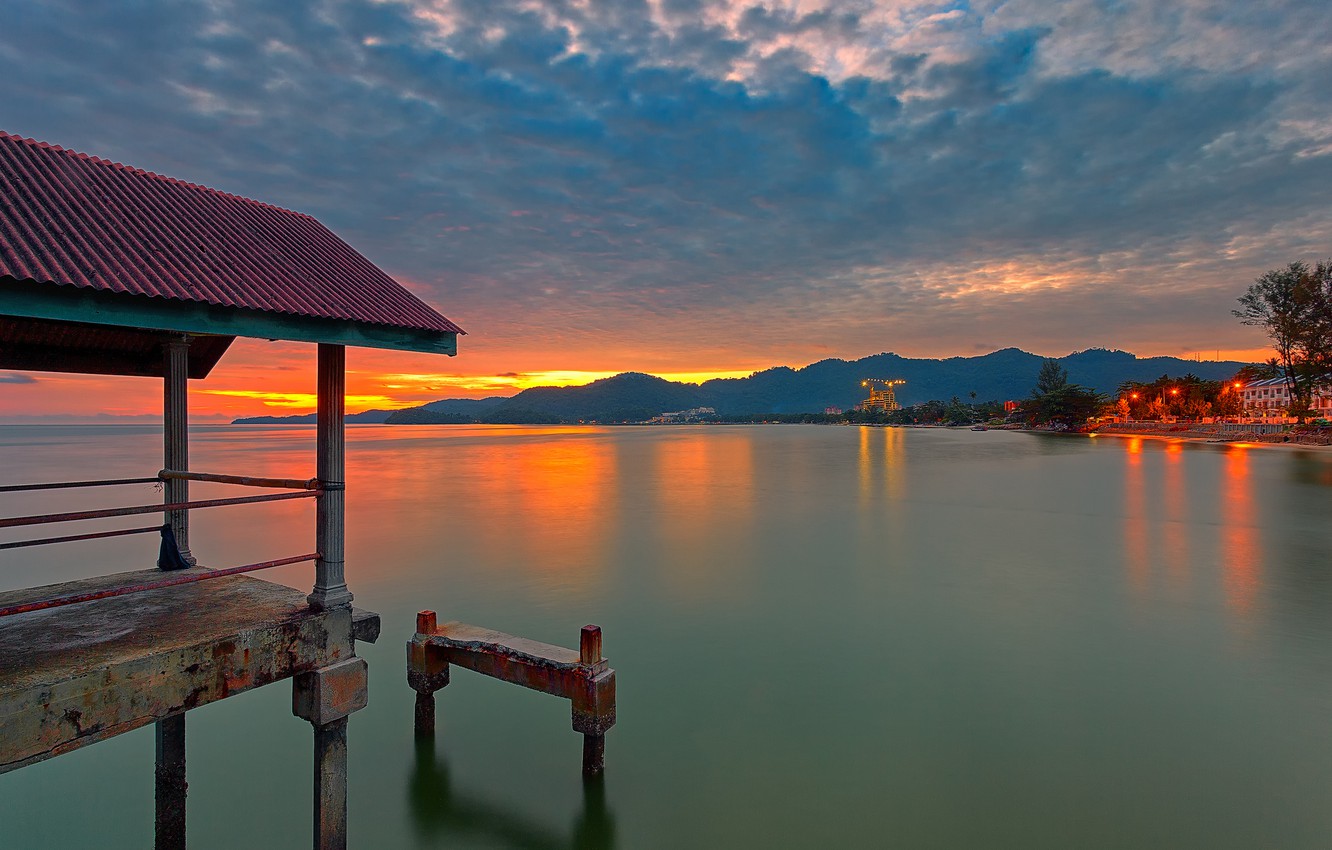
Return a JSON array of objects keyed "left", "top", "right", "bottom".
[
  {"left": 0, "top": 131, "right": 462, "bottom": 849},
  {"left": 408, "top": 613, "right": 616, "bottom": 774}
]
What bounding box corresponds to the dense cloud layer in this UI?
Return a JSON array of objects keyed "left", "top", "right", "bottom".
[{"left": 2, "top": 0, "right": 1328, "bottom": 363}]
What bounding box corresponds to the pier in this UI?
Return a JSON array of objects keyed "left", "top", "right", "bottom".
[
  {"left": 0, "top": 131, "right": 462, "bottom": 848},
  {"left": 408, "top": 613, "right": 617, "bottom": 775}
]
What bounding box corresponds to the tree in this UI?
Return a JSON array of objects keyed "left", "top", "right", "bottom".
[
  {"left": 1234, "top": 260, "right": 1332, "bottom": 422},
  {"left": 1027, "top": 359, "right": 1105, "bottom": 427},
  {"left": 1035, "top": 359, "right": 1069, "bottom": 395}
]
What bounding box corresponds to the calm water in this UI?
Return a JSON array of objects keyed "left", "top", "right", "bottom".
[{"left": 2, "top": 424, "right": 1332, "bottom": 848}]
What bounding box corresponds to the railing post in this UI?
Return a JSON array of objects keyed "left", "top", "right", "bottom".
[
  {"left": 310, "top": 344, "right": 352, "bottom": 610},
  {"left": 163, "top": 335, "right": 194, "bottom": 567}
]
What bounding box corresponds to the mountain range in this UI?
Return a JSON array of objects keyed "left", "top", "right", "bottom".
[{"left": 232, "top": 348, "right": 1251, "bottom": 425}]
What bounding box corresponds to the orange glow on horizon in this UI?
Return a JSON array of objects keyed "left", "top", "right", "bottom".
[
  {"left": 199, "top": 389, "right": 410, "bottom": 409},
  {"left": 377, "top": 368, "right": 758, "bottom": 395},
  {"left": 0, "top": 330, "right": 1281, "bottom": 422}
]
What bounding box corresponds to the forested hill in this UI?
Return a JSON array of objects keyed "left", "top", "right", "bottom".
[
  {"left": 693, "top": 348, "right": 1248, "bottom": 414},
  {"left": 360, "top": 348, "right": 1250, "bottom": 424}
]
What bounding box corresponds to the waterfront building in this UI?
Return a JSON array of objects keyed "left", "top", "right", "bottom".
[
  {"left": 1238, "top": 377, "right": 1332, "bottom": 419},
  {"left": 652, "top": 406, "right": 717, "bottom": 423}
]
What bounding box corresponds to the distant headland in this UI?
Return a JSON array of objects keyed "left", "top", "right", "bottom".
[{"left": 232, "top": 348, "right": 1251, "bottom": 426}]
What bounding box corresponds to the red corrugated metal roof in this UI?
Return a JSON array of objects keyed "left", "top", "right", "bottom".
[{"left": 0, "top": 131, "right": 463, "bottom": 336}]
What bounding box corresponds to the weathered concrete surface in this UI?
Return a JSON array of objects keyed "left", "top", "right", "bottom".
[
  {"left": 0, "top": 568, "right": 377, "bottom": 773},
  {"left": 313, "top": 716, "right": 349, "bottom": 850},
  {"left": 407, "top": 618, "right": 616, "bottom": 774},
  {"left": 571, "top": 670, "right": 616, "bottom": 737},
  {"left": 412, "top": 622, "right": 610, "bottom": 687},
  {"left": 293, "top": 657, "right": 369, "bottom": 726}
]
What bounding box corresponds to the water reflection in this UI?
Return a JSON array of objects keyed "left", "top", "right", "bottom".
[
  {"left": 492, "top": 437, "right": 619, "bottom": 582},
  {"left": 856, "top": 427, "right": 908, "bottom": 563},
  {"left": 1220, "top": 447, "right": 1260, "bottom": 620},
  {"left": 409, "top": 737, "right": 616, "bottom": 849},
  {"left": 1121, "top": 437, "right": 1150, "bottom": 597},
  {"left": 1286, "top": 451, "right": 1332, "bottom": 487},
  {"left": 1160, "top": 441, "right": 1190, "bottom": 591},
  {"left": 651, "top": 430, "right": 755, "bottom": 597},
  {"left": 9, "top": 426, "right": 1332, "bottom": 848}
]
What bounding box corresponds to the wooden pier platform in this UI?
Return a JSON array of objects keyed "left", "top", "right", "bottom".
[{"left": 0, "top": 568, "right": 379, "bottom": 774}]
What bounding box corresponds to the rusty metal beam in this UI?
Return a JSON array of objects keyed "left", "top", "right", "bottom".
[
  {"left": 0, "top": 554, "right": 318, "bottom": 618},
  {"left": 0, "top": 524, "right": 161, "bottom": 551},
  {"left": 0, "top": 490, "right": 318, "bottom": 530},
  {"left": 158, "top": 469, "right": 319, "bottom": 490},
  {"left": 0, "top": 477, "right": 158, "bottom": 493}
]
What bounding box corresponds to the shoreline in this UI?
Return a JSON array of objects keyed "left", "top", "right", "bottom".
[{"left": 1086, "top": 426, "right": 1332, "bottom": 452}]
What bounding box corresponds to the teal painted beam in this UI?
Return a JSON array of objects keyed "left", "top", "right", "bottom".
[{"left": 0, "top": 279, "right": 458, "bottom": 356}]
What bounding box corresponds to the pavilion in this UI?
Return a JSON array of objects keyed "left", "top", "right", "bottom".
[{"left": 0, "top": 131, "right": 462, "bottom": 849}]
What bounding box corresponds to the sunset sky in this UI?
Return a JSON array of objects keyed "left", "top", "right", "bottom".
[{"left": 2, "top": 0, "right": 1329, "bottom": 420}]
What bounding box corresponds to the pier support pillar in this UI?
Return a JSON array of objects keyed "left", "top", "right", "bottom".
[
  {"left": 162, "top": 335, "right": 194, "bottom": 567},
  {"left": 310, "top": 343, "right": 352, "bottom": 611},
  {"left": 581, "top": 734, "right": 606, "bottom": 776},
  {"left": 312, "top": 717, "right": 348, "bottom": 850},
  {"left": 154, "top": 713, "right": 187, "bottom": 850},
  {"left": 573, "top": 626, "right": 615, "bottom": 777},
  {"left": 294, "top": 657, "right": 368, "bottom": 850},
  {"left": 407, "top": 611, "right": 449, "bottom": 736}
]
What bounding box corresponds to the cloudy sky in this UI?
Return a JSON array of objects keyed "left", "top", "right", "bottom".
[{"left": 3, "top": 0, "right": 1330, "bottom": 418}]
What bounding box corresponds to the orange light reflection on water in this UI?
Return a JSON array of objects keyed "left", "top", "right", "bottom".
[
  {"left": 1220, "top": 445, "right": 1261, "bottom": 621},
  {"left": 1161, "top": 441, "right": 1190, "bottom": 592},
  {"left": 856, "top": 426, "right": 906, "bottom": 506},
  {"left": 472, "top": 431, "right": 618, "bottom": 584},
  {"left": 652, "top": 429, "right": 755, "bottom": 599},
  {"left": 1122, "top": 437, "right": 1150, "bottom": 597}
]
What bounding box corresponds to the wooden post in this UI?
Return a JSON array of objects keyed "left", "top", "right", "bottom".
[
  {"left": 154, "top": 713, "right": 187, "bottom": 850},
  {"left": 310, "top": 344, "right": 352, "bottom": 610},
  {"left": 163, "top": 336, "right": 194, "bottom": 566}
]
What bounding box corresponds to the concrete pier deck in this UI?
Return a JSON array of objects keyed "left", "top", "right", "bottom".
[
  {"left": 408, "top": 615, "right": 615, "bottom": 774},
  {"left": 0, "top": 568, "right": 379, "bottom": 774}
]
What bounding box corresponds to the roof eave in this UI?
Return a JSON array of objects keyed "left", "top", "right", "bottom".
[{"left": 1, "top": 277, "right": 458, "bottom": 357}]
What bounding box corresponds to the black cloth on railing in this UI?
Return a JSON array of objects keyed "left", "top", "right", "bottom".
[{"left": 157, "top": 525, "right": 191, "bottom": 571}]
